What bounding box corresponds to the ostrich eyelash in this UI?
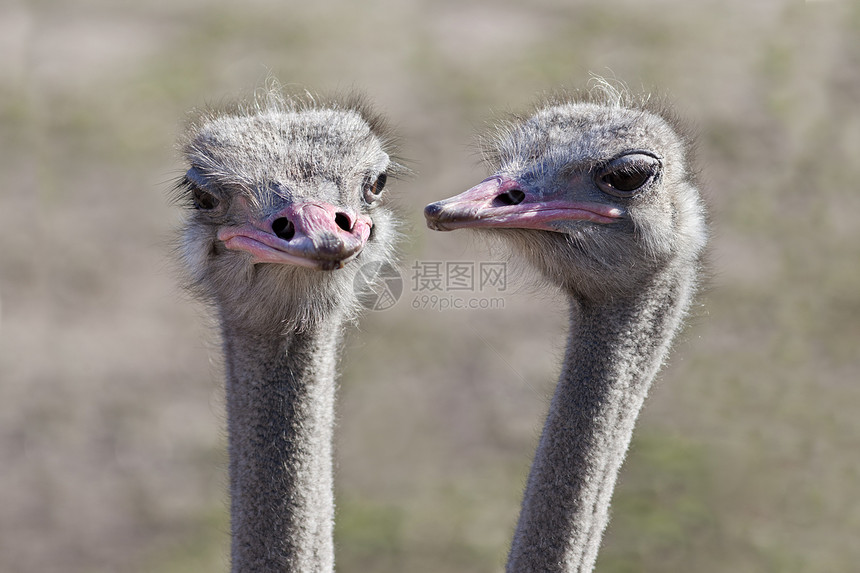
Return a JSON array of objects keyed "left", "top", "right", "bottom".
[{"left": 176, "top": 177, "right": 221, "bottom": 211}]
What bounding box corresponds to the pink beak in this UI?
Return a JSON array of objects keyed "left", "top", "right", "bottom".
[
  {"left": 424, "top": 176, "right": 623, "bottom": 232},
  {"left": 218, "top": 201, "right": 373, "bottom": 270}
]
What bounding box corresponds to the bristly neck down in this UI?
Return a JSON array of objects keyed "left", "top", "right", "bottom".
[
  {"left": 506, "top": 260, "right": 698, "bottom": 573},
  {"left": 222, "top": 310, "right": 347, "bottom": 573}
]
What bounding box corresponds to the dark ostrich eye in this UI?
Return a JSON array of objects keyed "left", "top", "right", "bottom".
[
  {"left": 362, "top": 173, "right": 387, "bottom": 203},
  {"left": 191, "top": 184, "right": 220, "bottom": 211},
  {"left": 595, "top": 153, "right": 661, "bottom": 197}
]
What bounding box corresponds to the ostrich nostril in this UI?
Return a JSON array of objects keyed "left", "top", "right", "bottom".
[
  {"left": 334, "top": 212, "right": 352, "bottom": 232},
  {"left": 494, "top": 189, "right": 526, "bottom": 206},
  {"left": 272, "top": 217, "right": 295, "bottom": 241}
]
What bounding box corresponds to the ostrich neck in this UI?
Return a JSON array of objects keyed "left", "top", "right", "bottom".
[
  {"left": 222, "top": 314, "right": 345, "bottom": 573},
  {"left": 507, "top": 262, "right": 697, "bottom": 573}
]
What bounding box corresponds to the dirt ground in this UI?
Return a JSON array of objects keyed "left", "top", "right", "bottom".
[{"left": 1, "top": 1, "right": 858, "bottom": 571}]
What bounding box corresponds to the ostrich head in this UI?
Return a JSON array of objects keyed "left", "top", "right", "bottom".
[
  {"left": 424, "top": 92, "right": 707, "bottom": 302},
  {"left": 177, "top": 92, "right": 400, "bottom": 333}
]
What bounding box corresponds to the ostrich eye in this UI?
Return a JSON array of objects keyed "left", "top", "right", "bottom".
[
  {"left": 363, "top": 173, "right": 387, "bottom": 203},
  {"left": 602, "top": 168, "right": 650, "bottom": 192},
  {"left": 191, "top": 184, "right": 220, "bottom": 211},
  {"left": 596, "top": 153, "right": 660, "bottom": 197}
]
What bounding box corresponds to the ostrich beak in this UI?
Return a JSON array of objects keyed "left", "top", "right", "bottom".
[
  {"left": 218, "top": 202, "right": 373, "bottom": 270},
  {"left": 424, "top": 176, "right": 624, "bottom": 232}
]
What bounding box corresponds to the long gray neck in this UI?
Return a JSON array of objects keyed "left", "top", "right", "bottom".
[
  {"left": 222, "top": 314, "right": 345, "bottom": 573},
  {"left": 506, "top": 262, "right": 697, "bottom": 573}
]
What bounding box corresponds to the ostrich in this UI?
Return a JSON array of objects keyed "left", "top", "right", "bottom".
[
  {"left": 424, "top": 89, "right": 708, "bottom": 572},
  {"left": 175, "top": 90, "right": 400, "bottom": 572}
]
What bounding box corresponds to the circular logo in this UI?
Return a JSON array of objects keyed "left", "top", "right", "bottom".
[{"left": 354, "top": 260, "right": 403, "bottom": 311}]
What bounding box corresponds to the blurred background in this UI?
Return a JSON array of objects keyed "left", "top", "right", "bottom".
[{"left": 1, "top": 0, "right": 858, "bottom": 571}]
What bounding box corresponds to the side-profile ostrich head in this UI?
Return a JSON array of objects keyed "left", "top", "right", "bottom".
[
  {"left": 177, "top": 91, "right": 400, "bottom": 333},
  {"left": 425, "top": 90, "right": 707, "bottom": 301}
]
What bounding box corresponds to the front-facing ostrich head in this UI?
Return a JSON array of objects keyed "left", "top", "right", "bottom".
[
  {"left": 177, "top": 92, "right": 400, "bottom": 333},
  {"left": 425, "top": 91, "right": 707, "bottom": 301}
]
